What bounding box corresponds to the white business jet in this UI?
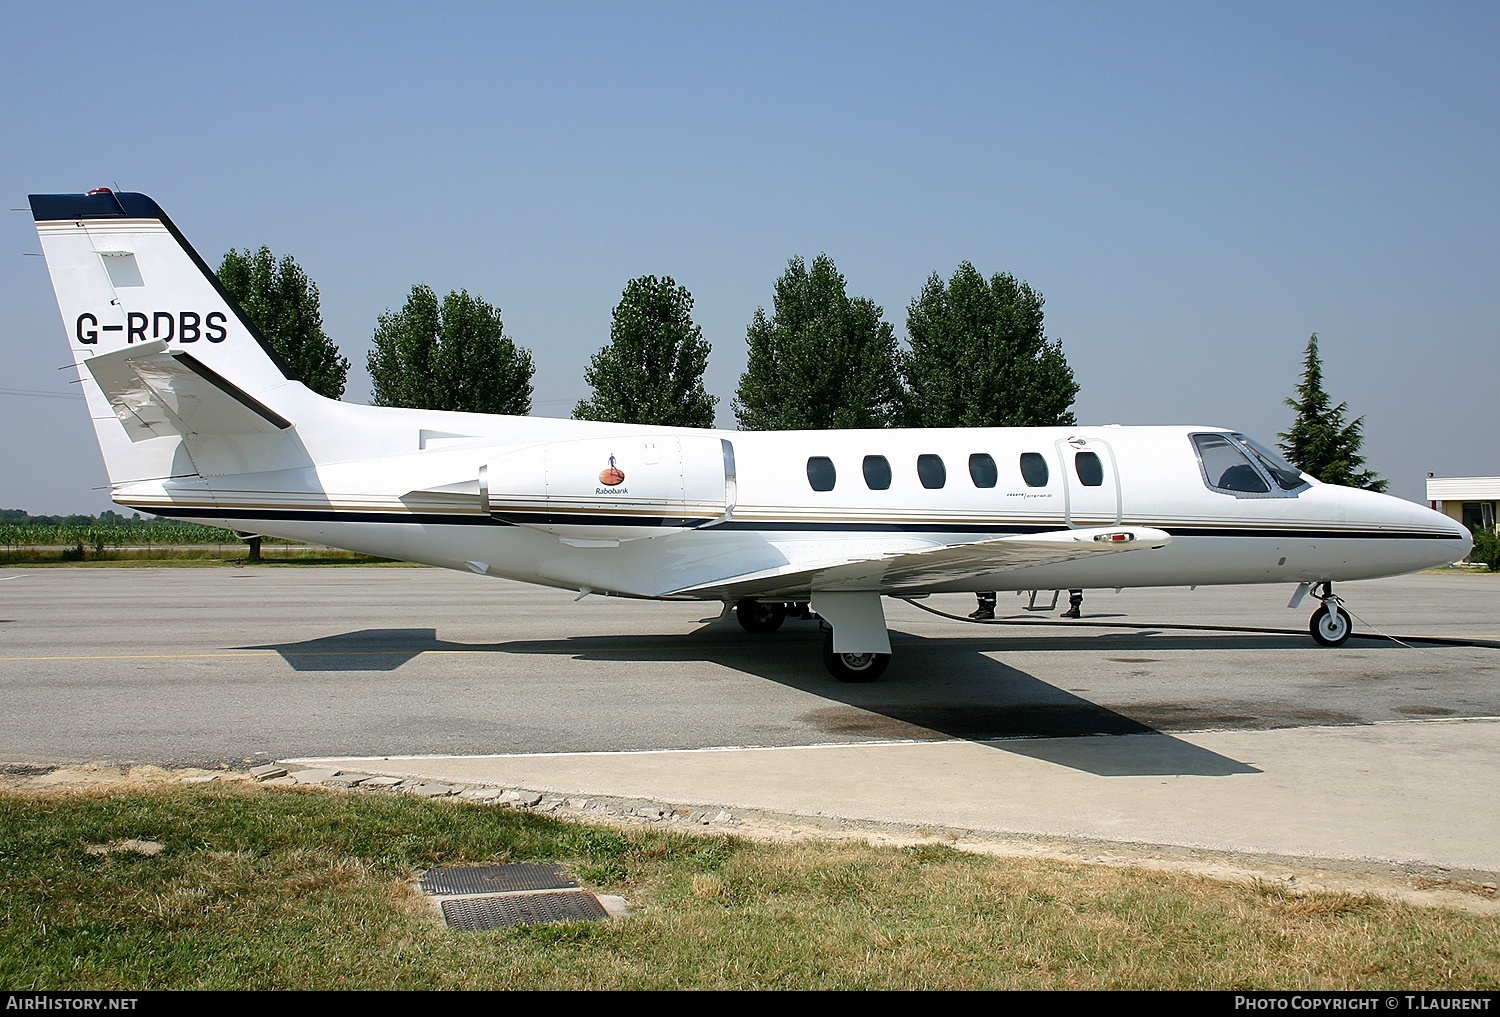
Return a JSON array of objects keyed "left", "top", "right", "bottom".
[{"left": 29, "top": 190, "right": 1472, "bottom": 681}]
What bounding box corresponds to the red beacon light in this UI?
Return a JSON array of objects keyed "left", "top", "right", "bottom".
[{"left": 87, "top": 187, "right": 113, "bottom": 195}]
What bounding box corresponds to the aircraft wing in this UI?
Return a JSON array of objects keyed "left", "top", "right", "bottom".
[
  {"left": 82, "top": 340, "right": 291, "bottom": 442},
  {"left": 665, "top": 525, "right": 1171, "bottom": 599}
]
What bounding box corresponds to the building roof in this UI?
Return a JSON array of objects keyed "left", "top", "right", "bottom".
[{"left": 1427, "top": 477, "right": 1500, "bottom": 500}]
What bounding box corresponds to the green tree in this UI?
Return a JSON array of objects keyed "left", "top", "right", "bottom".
[
  {"left": 1278, "top": 333, "right": 1387, "bottom": 491},
  {"left": 218, "top": 247, "right": 349, "bottom": 399},
  {"left": 367, "top": 285, "right": 534, "bottom": 415},
  {"left": 573, "top": 276, "right": 717, "bottom": 427},
  {"left": 733, "top": 255, "right": 901, "bottom": 430},
  {"left": 899, "top": 262, "right": 1078, "bottom": 428}
]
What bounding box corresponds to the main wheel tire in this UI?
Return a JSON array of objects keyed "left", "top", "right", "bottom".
[
  {"left": 821, "top": 631, "right": 890, "bottom": 682},
  {"left": 735, "top": 599, "right": 786, "bottom": 634},
  {"left": 1309, "top": 603, "right": 1353, "bottom": 647}
]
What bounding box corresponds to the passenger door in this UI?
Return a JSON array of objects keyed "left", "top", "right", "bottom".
[{"left": 1055, "top": 436, "right": 1121, "bottom": 526}]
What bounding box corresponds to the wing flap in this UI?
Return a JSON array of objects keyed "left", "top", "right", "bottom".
[{"left": 666, "top": 525, "right": 1172, "bottom": 599}]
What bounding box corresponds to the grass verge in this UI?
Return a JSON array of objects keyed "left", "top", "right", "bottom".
[
  {"left": 0, "top": 549, "right": 410, "bottom": 567},
  {"left": 1, "top": 780, "right": 1497, "bottom": 990}
]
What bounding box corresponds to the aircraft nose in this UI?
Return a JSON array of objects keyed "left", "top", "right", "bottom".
[
  {"left": 1448, "top": 517, "right": 1474, "bottom": 545},
  {"left": 1405, "top": 498, "right": 1473, "bottom": 567},
  {"left": 1447, "top": 517, "right": 1475, "bottom": 556},
  {"left": 1340, "top": 486, "right": 1473, "bottom": 572}
]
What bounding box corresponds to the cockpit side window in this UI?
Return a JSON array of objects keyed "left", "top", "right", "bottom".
[{"left": 1190, "top": 433, "right": 1272, "bottom": 495}]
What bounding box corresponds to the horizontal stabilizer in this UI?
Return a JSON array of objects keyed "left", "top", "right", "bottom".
[
  {"left": 83, "top": 341, "right": 291, "bottom": 442},
  {"left": 667, "top": 525, "right": 1172, "bottom": 599}
]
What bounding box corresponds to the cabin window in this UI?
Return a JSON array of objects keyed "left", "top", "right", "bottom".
[
  {"left": 917, "top": 454, "right": 946, "bottom": 489},
  {"left": 1190, "top": 434, "right": 1271, "bottom": 494},
  {"left": 968, "top": 453, "right": 998, "bottom": 488},
  {"left": 1074, "top": 451, "right": 1104, "bottom": 487},
  {"left": 1019, "top": 453, "right": 1049, "bottom": 488},
  {"left": 863, "top": 455, "right": 892, "bottom": 491},
  {"left": 806, "top": 456, "right": 836, "bottom": 492}
]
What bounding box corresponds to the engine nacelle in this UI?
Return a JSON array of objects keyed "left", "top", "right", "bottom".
[{"left": 485, "top": 434, "right": 734, "bottom": 541}]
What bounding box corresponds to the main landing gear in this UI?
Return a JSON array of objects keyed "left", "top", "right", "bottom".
[
  {"left": 820, "top": 631, "right": 890, "bottom": 682},
  {"left": 733, "top": 594, "right": 893, "bottom": 682},
  {"left": 1307, "top": 581, "right": 1353, "bottom": 647}
]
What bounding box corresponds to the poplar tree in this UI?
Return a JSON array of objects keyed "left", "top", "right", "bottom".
[
  {"left": 574, "top": 275, "right": 717, "bottom": 427},
  {"left": 899, "top": 262, "right": 1077, "bottom": 427},
  {"left": 1278, "top": 333, "right": 1386, "bottom": 491},
  {"left": 367, "top": 285, "right": 533, "bottom": 415},
  {"left": 218, "top": 247, "right": 349, "bottom": 399},
  {"left": 733, "top": 255, "right": 901, "bottom": 430}
]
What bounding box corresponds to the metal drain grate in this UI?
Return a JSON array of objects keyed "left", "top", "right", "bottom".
[
  {"left": 440, "top": 891, "right": 609, "bottom": 931},
  {"left": 420, "top": 863, "right": 577, "bottom": 896}
]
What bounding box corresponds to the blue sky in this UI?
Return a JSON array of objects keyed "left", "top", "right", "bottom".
[{"left": 3, "top": 1, "right": 1496, "bottom": 512}]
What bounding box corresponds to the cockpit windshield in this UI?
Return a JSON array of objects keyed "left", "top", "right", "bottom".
[
  {"left": 1232, "top": 434, "right": 1308, "bottom": 491},
  {"left": 1189, "top": 432, "right": 1309, "bottom": 498}
]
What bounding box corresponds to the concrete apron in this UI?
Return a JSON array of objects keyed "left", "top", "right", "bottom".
[{"left": 303, "top": 715, "right": 1500, "bottom": 875}]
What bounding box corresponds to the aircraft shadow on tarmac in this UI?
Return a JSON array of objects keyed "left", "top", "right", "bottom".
[
  {"left": 239, "top": 620, "right": 1315, "bottom": 778},
  {"left": 241, "top": 628, "right": 475, "bottom": 671}
]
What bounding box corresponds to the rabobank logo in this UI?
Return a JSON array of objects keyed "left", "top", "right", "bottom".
[{"left": 597, "top": 454, "right": 627, "bottom": 494}]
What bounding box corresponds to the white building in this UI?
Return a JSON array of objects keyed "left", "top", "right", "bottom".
[{"left": 1426, "top": 476, "right": 1500, "bottom": 535}]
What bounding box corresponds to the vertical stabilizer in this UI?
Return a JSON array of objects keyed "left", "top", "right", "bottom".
[{"left": 29, "top": 190, "right": 301, "bottom": 489}]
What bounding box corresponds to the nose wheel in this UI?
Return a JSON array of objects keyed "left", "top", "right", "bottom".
[{"left": 1308, "top": 582, "right": 1353, "bottom": 647}]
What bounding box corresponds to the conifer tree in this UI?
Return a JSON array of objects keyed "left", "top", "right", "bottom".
[{"left": 1278, "top": 334, "right": 1386, "bottom": 491}]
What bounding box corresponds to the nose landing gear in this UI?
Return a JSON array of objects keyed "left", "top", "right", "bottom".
[{"left": 1308, "top": 581, "right": 1353, "bottom": 647}]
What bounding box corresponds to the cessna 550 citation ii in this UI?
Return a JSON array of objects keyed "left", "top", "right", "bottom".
[{"left": 29, "top": 189, "right": 1473, "bottom": 681}]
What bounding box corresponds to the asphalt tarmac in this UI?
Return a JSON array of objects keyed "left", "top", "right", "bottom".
[{"left": 3, "top": 566, "right": 1498, "bottom": 878}]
